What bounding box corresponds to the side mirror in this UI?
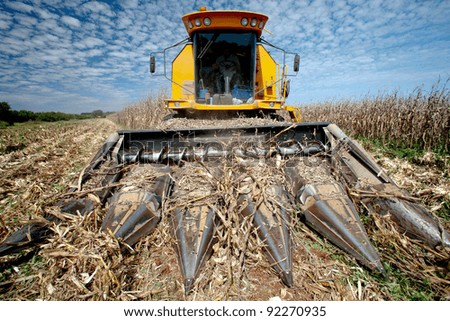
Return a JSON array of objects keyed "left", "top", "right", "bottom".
[
  {"left": 293, "top": 54, "right": 300, "bottom": 72},
  {"left": 149, "top": 55, "right": 156, "bottom": 74}
]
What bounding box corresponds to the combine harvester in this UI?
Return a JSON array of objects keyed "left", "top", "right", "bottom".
[{"left": 1, "top": 7, "right": 449, "bottom": 294}]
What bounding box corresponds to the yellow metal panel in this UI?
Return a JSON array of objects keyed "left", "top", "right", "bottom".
[
  {"left": 285, "top": 105, "right": 302, "bottom": 122},
  {"left": 172, "top": 44, "right": 195, "bottom": 100},
  {"left": 256, "top": 44, "right": 278, "bottom": 100},
  {"left": 166, "top": 100, "right": 288, "bottom": 111}
]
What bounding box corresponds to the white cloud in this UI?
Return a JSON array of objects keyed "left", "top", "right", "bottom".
[
  {"left": 34, "top": 7, "right": 58, "bottom": 20},
  {"left": 84, "top": 48, "right": 104, "bottom": 57},
  {"left": 74, "top": 36, "right": 106, "bottom": 49},
  {"left": 61, "top": 15, "right": 81, "bottom": 28},
  {"left": 0, "top": 20, "right": 11, "bottom": 30},
  {"left": 116, "top": 15, "right": 133, "bottom": 29},
  {"left": 32, "top": 33, "right": 60, "bottom": 45},
  {"left": 5, "top": 1, "right": 33, "bottom": 13},
  {"left": 0, "top": 11, "right": 13, "bottom": 30},
  {"left": 82, "top": 1, "right": 115, "bottom": 17},
  {"left": 119, "top": 0, "right": 139, "bottom": 10},
  {"left": 14, "top": 13, "right": 39, "bottom": 27},
  {"left": 9, "top": 26, "right": 34, "bottom": 40}
]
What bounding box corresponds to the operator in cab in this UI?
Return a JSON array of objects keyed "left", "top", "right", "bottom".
[{"left": 215, "top": 47, "right": 241, "bottom": 93}]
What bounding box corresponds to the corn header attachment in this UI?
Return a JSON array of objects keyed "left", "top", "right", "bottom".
[{"left": 1, "top": 122, "right": 448, "bottom": 293}]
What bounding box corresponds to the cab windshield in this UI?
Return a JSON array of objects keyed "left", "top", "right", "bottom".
[{"left": 193, "top": 32, "right": 256, "bottom": 104}]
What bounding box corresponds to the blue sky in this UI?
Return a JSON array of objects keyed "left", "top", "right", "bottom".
[{"left": 0, "top": 0, "right": 449, "bottom": 113}]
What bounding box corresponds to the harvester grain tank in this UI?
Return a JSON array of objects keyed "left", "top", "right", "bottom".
[{"left": 1, "top": 7, "right": 448, "bottom": 295}]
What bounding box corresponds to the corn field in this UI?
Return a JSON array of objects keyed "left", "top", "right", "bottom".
[
  {"left": 300, "top": 83, "right": 449, "bottom": 153},
  {"left": 112, "top": 93, "right": 168, "bottom": 129}
]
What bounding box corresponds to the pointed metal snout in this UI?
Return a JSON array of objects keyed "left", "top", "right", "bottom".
[
  {"left": 239, "top": 187, "right": 293, "bottom": 287},
  {"left": 170, "top": 206, "right": 217, "bottom": 294},
  {"left": 101, "top": 175, "right": 173, "bottom": 246},
  {"left": 298, "top": 183, "right": 385, "bottom": 274},
  {"left": 101, "top": 190, "right": 161, "bottom": 246},
  {"left": 374, "top": 196, "right": 450, "bottom": 248},
  {"left": 0, "top": 223, "right": 52, "bottom": 256}
]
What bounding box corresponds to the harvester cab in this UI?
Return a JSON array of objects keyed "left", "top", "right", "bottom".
[{"left": 150, "top": 7, "right": 302, "bottom": 121}]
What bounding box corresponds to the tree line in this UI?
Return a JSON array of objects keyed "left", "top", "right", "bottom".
[{"left": 0, "top": 102, "right": 112, "bottom": 127}]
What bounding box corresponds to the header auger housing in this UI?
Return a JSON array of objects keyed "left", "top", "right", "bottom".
[{"left": 1, "top": 7, "right": 449, "bottom": 296}]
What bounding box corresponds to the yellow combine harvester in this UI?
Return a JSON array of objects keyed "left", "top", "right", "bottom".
[
  {"left": 1, "top": 7, "right": 448, "bottom": 295},
  {"left": 150, "top": 6, "right": 302, "bottom": 121}
]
